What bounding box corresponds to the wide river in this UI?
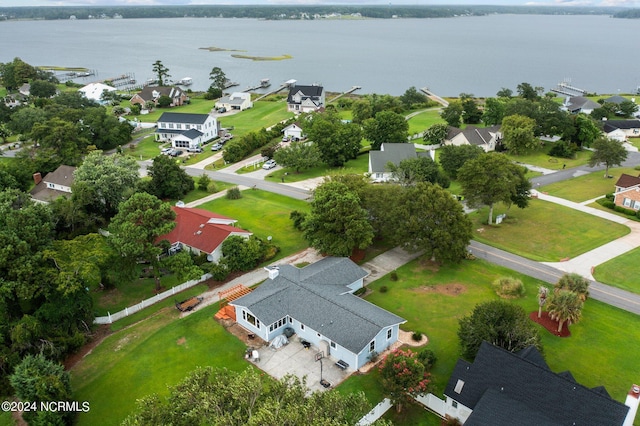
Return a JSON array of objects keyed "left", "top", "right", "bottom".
[{"left": 2, "top": 14, "right": 639, "bottom": 97}]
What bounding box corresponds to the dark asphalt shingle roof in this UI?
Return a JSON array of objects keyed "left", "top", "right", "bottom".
[
  {"left": 444, "top": 342, "right": 629, "bottom": 426},
  {"left": 232, "top": 257, "right": 405, "bottom": 353},
  {"left": 157, "top": 112, "right": 210, "bottom": 125},
  {"left": 604, "top": 119, "right": 640, "bottom": 130},
  {"left": 369, "top": 143, "right": 417, "bottom": 173},
  {"left": 615, "top": 173, "right": 640, "bottom": 189}
]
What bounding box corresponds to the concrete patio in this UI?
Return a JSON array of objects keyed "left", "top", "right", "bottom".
[{"left": 248, "top": 335, "right": 352, "bottom": 392}]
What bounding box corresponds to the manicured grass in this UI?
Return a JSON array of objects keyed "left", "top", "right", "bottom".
[
  {"left": 629, "top": 137, "right": 640, "bottom": 150},
  {"left": 469, "top": 199, "right": 630, "bottom": 262},
  {"left": 123, "top": 133, "right": 216, "bottom": 165},
  {"left": 217, "top": 100, "right": 295, "bottom": 138},
  {"left": 506, "top": 142, "right": 591, "bottom": 170},
  {"left": 406, "top": 108, "right": 445, "bottom": 135},
  {"left": 264, "top": 152, "right": 370, "bottom": 183},
  {"left": 72, "top": 303, "right": 251, "bottom": 426},
  {"left": 540, "top": 167, "right": 640, "bottom": 202},
  {"left": 337, "top": 256, "right": 640, "bottom": 419},
  {"left": 593, "top": 246, "right": 640, "bottom": 294},
  {"left": 173, "top": 182, "right": 236, "bottom": 204},
  {"left": 125, "top": 97, "right": 214, "bottom": 123},
  {"left": 198, "top": 190, "right": 310, "bottom": 260}
]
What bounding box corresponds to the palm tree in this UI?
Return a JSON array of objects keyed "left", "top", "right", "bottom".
[
  {"left": 537, "top": 286, "right": 548, "bottom": 318},
  {"left": 548, "top": 289, "right": 583, "bottom": 333},
  {"left": 555, "top": 273, "right": 590, "bottom": 301}
]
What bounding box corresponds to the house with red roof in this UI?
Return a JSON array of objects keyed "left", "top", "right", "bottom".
[
  {"left": 613, "top": 174, "right": 640, "bottom": 211},
  {"left": 158, "top": 206, "right": 252, "bottom": 262}
]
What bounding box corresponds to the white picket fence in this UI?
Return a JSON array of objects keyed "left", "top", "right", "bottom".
[
  {"left": 93, "top": 273, "right": 211, "bottom": 324},
  {"left": 357, "top": 398, "right": 393, "bottom": 425},
  {"left": 357, "top": 393, "right": 446, "bottom": 425}
]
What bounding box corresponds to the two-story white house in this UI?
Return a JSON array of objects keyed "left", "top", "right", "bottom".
[
  {"left": 215, "top": 92, "right": 253, "bottom": 111},
  {"left": 155, "top": 112, "right": 219, "bottom": 151},
  {"left": 230, "top": 257, "right": 405, "bottom": 370},
  {"left": 287, "top": 84, "right": 325, "bottom": 113}
]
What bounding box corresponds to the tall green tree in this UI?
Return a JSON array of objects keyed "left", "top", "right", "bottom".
[
  {"left": 123, "top": 367, "right": 370, "bottom": 426},
  {"left": 306, "top": 110, "right": 362, "bottom": 167},
  {"left": 501, "top": 114, "right": 538, "bottom": 155},
  {"left": 555, "top": 273, "right": 590, "bottom": 301},
  {"left": 458, "top": 300, "right": 542, "bottom": 360},
  {"left": 29, "top": 117, "right": 88, "bottom": 171},
  {"left": 108, "top": 192, "right": 176, "bottom": 291},
  {"left": 517, "top": 82, "right": 539, "bottom": 101},
  {"left": 460, "top": 93, "right": 482, "bottom": 124},
  {"left": 273, "top": 140, "right": 321, "bottom": 173},
  {"left": 363, "top": 110, "right": 409, "bottom": 150},
  {"left": 73, "top": 151, "right": 140, "bottom": 220},
  {"left": 152, "top": 60, "right": 171, "bottom": 86},
  {"left": 379, "top": 348, "right": 431, "bottom": 413},
  {"left": 387, "top": 156, "right": 450, "bottom": 188},
  {"left": 458, "top": 153, "right": 530, "bottom": 224},
  {"left": 143, "top": 154, "right": 195, "bottom": 200},
  {"left": 438, "top": 144, "right": 484, "bottom": 179},
  {"left": 208, "top": 66, "right": 227, "bottom": 92},
  {"left": 303, "top": 181, "right": 374, "bottom": 256},
  {"left": 482, "top": 97, "right": 506, "bottom": 126},
  {"left": 221, "top": 235, "right": 266, "bottom": 272},
  {"left": 29, "top": 79, "right": 57, "bottom": 98},
  {"left": 440, "top": 100, "right": 463, "bottom": 128},
  {"left": 399, "top": 86, "right": 427, "bottom": 109},
  {"left": 573, "top": 113, "right": 600, "bottom": 148},
  {"left": 547, "top": 289, "right": 583, "bottom": 333},
  {"left": 588, "top": 137, "right": 628, "bottom": 178},
  {"left": 10, "top": 354, "right": 73, "bottom": 426},
  {"left": 393, "top": 182, "right": 472, "bottom": 263},
  {"left": 422, "top": 123, "right": 449, "bottom": 145}
]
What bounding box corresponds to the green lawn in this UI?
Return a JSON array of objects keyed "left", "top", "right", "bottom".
[
  {"left": 124, "top": 97, "right": 214, "bottom": 123},
  {"left": 198, "top": 190, "right": 310, "bottom": 261},
  {"left": 123, "top": 133, "right": 216, "bottom": 165},
  {"left": 540, "top": 166, "right": 640, "bottom": 202},
  {"left": 506, "top": 142, "right": 591, "bottom": 170},
  {"left": 72, "top": 303, "right": 250, "bottom": 426},
  {"left": 593, "top": 246, "right": 640, "bottom": 294},
  {"left": 216, "top": 100, "right": 295, "bottom": 138},
  {"left": 470, "top": 199, "right": 630, "bottom": 262},
  {"left": 264, "top": 152, "right": 370, "bottom": 183},
  {"left": 406, "top": 108, "right": 445, "bottom": 135},
  {"left": 337, "top": 256, "right": 640, "bottom": 423}
]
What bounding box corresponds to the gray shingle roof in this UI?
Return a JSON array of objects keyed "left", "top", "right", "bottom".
[
  {"left": 604, "top": 119, "right": 640, "bottom": 130},
  {"left": 157, "top": 112, "right": 210, "bottom": 125},
  {"left": 232, "top": 257, "right": 405, "bottom": 353},
  {"left": 604, "top": 95, "right": 629, "bottom": 105},
  {"left": 180, "top": 129, "right": 203, "bottom": 140},
  {"left": 445, "top": 342, "right": 629, "bottom": 426},
  {"left": 369, "top": 143, "right": 417, "bottom": 173}
]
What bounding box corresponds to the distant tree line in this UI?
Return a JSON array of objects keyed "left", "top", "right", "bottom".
[{"left": 0, "top": 5, "right": 630, "bottom": 21}]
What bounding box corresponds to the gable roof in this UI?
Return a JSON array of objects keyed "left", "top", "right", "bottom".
[
  {"left": 29, "top": 165, "right": 76, "bottom": 203},
  {"left": 603, "top": 95, "right": 629, "bottom": 105},
  {"left": 133, "top": 86, "right": 184, "bottom": 102},
  {"left": 158, "top": 206, "right": 251, "bottom": 254},
  {"left": 157, "top": 112, "right": 211, "bottom": 125},
  {"left": 565, "top": 96, "right": 600, "bottom": 112},
  {"left": 369, "top": 143, "right": 418, "bottom": 173},
  {"left": 445, "top": 342, "right": 629, "bottom": 426},
  {"left": 232, "top": 257, "right": 405, "bottom": 353},
  {"left": 79, "top": 82, "right": 116, "bottom": 101},
  {"left": 454, "top": 125, "right": 501, "bottom": 147},
  {"left": 43, "top": 165, "right": 76, "bottom": 187},
  {"left": 615, "top": 173, "right": 640, "bottom": 189},
  {"left": 604, "top": 119, "right": 640, "bottom": 130}
]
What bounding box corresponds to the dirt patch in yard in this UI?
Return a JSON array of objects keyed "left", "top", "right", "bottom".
[
  {"left": 218, "top": 319, "right": 267, "bottom": 347},
  {"left": 412, "top": 283, "right": 467, "bottom": 296},
  {"left": 176, "top": 337, "right": 187, "bottom": 345},
  {"left": 412, "top": 258, "right": 441, "bottom": 273},
  {"left": 63, "top": 325, "right": 112, "bottom": 370},
  {"left": 529, "top": 311, "right": 571, "bottom": 337}
]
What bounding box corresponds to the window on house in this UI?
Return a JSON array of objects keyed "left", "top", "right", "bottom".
[
  {"left": 330, "top": 341, "right": 336, "bottom": 349},
  {"left": 246, "top": 312, "right": 257, "bottom": 327},
  {"left": 317, "top": 333, "right": 321, "bottom": 338},
  {"left": 452, "top": 401, "right": 458, "bottom": 408},
  {"left": 369, "top": 340, "right": 375, "bottom": 353},
  {"left": 300, "top": 324, "right": 305, "bottom": 330},
  {"left": 169, "top": 123, "right": 174, "bottom": 129},
  {"left": 176, "top": 124, "right": 182, "bottom": 129},
  {"left": 634, "top": 200, "right": 640, "bottom": 210},
  {"left": 624, "top": 198, "right": 631, "bottom": 207},
  {"left": 387, "top": 328, "right": 392, "bottom": 340}
]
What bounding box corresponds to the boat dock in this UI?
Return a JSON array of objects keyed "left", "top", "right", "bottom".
[
  {"left": 103, "top": 73, "right": 137, "bottom": 88},
  {"left": 253, "top": 79, "right": 297, "bottom": 101},
  {"left": 551, "top": 80, "right": 587, "bottom": 97},
  {"left": 420, "top": 87, "right": 449, "bottom": 107},
  {"left": 327, "top": 86, "right": 362, "bottom": 103}
]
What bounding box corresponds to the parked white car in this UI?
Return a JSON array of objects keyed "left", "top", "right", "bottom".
[
  {"left": 263, "top": 159, "right": 277, "bottom": 170},
  {"left": 211, "top": 143, "right": 223, "bottom": 151}
]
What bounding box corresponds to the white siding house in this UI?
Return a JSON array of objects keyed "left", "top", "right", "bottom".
[
  {"left": 215, "top": 92, "right": 253, "bottom": 111},
  {"left": 231, "top": 257, "right": 405, "bottom": 370},
  {"left": 287, "top": 85, "right": 325, "bottom": 113},
  {"left": 155, "top": 112, "right": 219, "bottom": 151}
]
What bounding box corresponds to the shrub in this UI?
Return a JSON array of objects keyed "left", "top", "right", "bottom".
[
  {"left": 368, "top": 350, "right": 379, "bottom": 363},
  {"left": 206, "top": 181, "right": 218, "bottom": 193},
  {"left": 390, "top": 271, "right": 398, "bottom": 281},
  {"left": 597, "top": 198, "right": 615, "bottom": 209},
  {"left": 353, "top": 287, "right": 366, "bottom": 296},
  {"left": 289, "top": 210, "right": 307, "bottom": 231},
  {"left": 206, "top": 262, "right": 229, "bottom": 282},
  {"left": 197, "top": 174, "right": 211, "bottom": 191},
  {"left": 417, "top": 349, "right": 437, "bottom": 370},
  {"left": 226, "top": 187, "right": 242, "bottom": 200},
  {"left": 605, "top": 192, "right": 615, "bottom": 201},
  {"left": 548, "top": 141, "right": 576, "bottom": 159},
  {"left": 379, "top": 285, "right": 388, "bottom": 293},
  {"left": 492, "top": 276, "right": 525, "bottom": 298},
  {"left": 412, "top": 331, "right": 423, "bottom": 342},
  {"left": 614, "top": 205, "right": 637, "bottom": 216}
]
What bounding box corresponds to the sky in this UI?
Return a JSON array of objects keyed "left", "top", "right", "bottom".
[{"left": 0, "top": 0, "right": 638, "bottom": 7}]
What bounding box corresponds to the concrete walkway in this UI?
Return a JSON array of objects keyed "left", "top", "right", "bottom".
[{"left": 534, "top": 190, "right": 640, "bottom": 280}]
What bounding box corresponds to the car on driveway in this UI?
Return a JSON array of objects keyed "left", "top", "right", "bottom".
[
  {"left": 263, "top": 159, "right": 277, "bottom": 170},
  {"left": 211, "top": 142, "right": 223, "bottom": 151},
  {"left": 170, "top": 149, "right": 183, "bottom": 157},
  {"left": 161, "top": 147, "right": 173, "bottom": 155}
]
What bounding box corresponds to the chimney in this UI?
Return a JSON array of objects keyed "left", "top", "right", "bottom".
[
  {"left": 33, "top": 172, "right": 42, "bottom": 185},
  {"left": 264, "top": 266, "right": 279, "bottom": 280},
  {"left": 623, "top": 384, "right": 640, "bottom": 426}
]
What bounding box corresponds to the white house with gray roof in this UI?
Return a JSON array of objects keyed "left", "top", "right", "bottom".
[
  {"left": 369, "top": 143, "right": 432, "bottom": 182},
  {"left": 230, "top": 257, "right": 405, "bottom": 370},
  {"left": 155, "top": 112, "right": 219, "bottom": 151},
  {"left": 215, "top": 92, "right": 253, "bottom": 111}
]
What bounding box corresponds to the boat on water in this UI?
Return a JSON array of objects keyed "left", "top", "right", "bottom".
[
  {"left": 260, "top": 78, "right": 271, "bottom": 88},
  {"left": 177, "top": 77, "right": 193, "bottom": 86}
]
